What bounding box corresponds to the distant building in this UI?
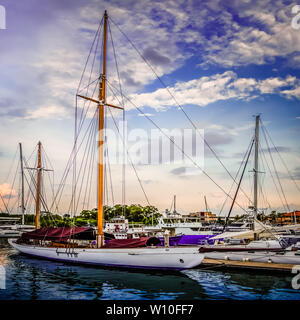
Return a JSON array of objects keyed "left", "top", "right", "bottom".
[
  {"left": 266, "top": 211, "right": 300, "bottom": 225},
  {"left": 189, "top": 211, "right": 217, "bottom": 223},
  {"left": 278, "top": 211, "right": 300, "bottom": 224}
]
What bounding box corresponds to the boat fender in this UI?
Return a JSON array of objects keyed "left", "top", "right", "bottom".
[
  {"left": 268, "top": 259, "right": 272, "bottom": 263},
  {"left": 242, "top": 258, "right": 249, "bottom": 262},
  {"left": 224, "top": 256, "right": 229, "bottom": 260}
]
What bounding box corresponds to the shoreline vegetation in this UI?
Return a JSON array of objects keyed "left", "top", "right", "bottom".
[
  {"left": 0, "top": 208, "right": 297, "bottom": 227},
  {"left": 0, "top": 204, "right": 162, "bottom": 227}
]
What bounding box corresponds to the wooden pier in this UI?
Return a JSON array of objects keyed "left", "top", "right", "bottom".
[{"left": 200, "top": 258, "right": 295, "bottom": 273}]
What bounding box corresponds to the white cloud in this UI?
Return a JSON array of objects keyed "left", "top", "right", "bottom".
[
  {"left": 281, "top": 86, "right": 300, "bottom": 99},
  {"left": 125, "top": 71, "right": 300, "bottom": 111},
  {"left": 1, "top": 0, "right": 299, "bottom": 122},
  {"left": 138, "top": 113, "right": 154, "bottom": 117},
  {"left": 25, "top": 106, "right": 71, "bottom": 120}
]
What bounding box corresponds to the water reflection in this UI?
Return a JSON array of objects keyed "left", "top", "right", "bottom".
[
  {"left": 2, "top": 251, "right": 206, "bottom": 300},
  {"left": 183, "top": 269, "right": 300, "bottom": 300},
  {"left": 0, "top": 239, "right": 300, "bottom": 300}
]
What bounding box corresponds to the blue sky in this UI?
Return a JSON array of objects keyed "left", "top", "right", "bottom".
[{"left": 0, "top": 0, "right": 299, "bottom": 216}]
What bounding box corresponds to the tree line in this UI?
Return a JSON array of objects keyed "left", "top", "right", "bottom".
[{"left": 0, "top": 204, "right": 162, "bottom": 227}]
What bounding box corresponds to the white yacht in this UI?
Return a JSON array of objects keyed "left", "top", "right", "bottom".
[{"left": 0, "top": 217, "right": 35, "bottom": 238}]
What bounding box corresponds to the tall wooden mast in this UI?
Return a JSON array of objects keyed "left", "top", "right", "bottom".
[
  {"left": 76, "top": 10, "right": 124, "bottom": 248},
  {"left": 35, "top": 141, "right": 42, "bottom": 230},
  {"left": 97, "top": 10, "right": 108, "bottom": 248}
]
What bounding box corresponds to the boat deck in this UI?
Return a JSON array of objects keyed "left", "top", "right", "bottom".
[{"left": 200, "top": 258, "right": 295, "bottom": 273}]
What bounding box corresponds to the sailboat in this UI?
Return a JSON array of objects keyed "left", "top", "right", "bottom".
[
  {"left": 0, "top": 143, "right": 35, "bottom": 238},
  {"left": 9, "top": 11, "right": 204, "bottom": 270},
  {"left": 201, "top": 115, "right": 300, "bottom": 264}
]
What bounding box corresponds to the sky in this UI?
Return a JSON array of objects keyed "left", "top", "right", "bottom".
[{"left": 0, "top": 0, "right": 300, "bottom": 217}]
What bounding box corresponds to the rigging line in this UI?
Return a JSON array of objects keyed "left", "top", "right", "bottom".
[
  {"left": 70, "top": 111, "right": 98, "bottom": 214},
  {"left": 41, "top": 148, "right": 56, "bottom": 209},
  {"left": 109, "top": 16, "right": 253, "bottom": 206},
  {"left": 87, "top": 128, "right": 97, "bottom": 211},
  {"left": 261, "top": 123, "right": 290, "bottom": 212},
  {"left": 74, "top": 79, "right": 99, "bottom": 162},
  {"left": 104, "top": 105, "right": 110, "bottom": 207},
  {"left": 104, "top": 149, "right": 109, "bottom": 207},
  {"left": 257, "top": 142, "right": 271, "bottom": 211},
  {"left": 78, "top": 78, "right": 100, "bottom": 95},
  {"left": 108, "top": 20, "right": 126, "bottom": 212},
  {"left": 104, "top": 105, "right": 108, "bottom": 207},
  {"left": 76, "top": 16, "right": 103, "bottom": 94},
  {"left": 49, "top": 108, "right": 98, "bottom": 213},
  {"left": 63, "top": 80, "right": 99, "bottom": 192},
  {"left": 106, "top": 136, "right": 115, "bottom": 206},
  {"left": 217, "top": 134, "right": 254, "bottom": 218},
  {"left": 41, "top": 152, "right": 56, "bottom": 210},
  {"left": 74, "top": 111, "right": 98, "bottom": 214},
  {"left": 260, "top": 119, "right": 300, "bottom": 194},
  {"left": 107, "top": 106, "right": 152, "bottom": 207},
  {"left": 73, "top": 75, "right": 100, "bottom": 214},
  {"left": 76, "top": 115, "right": 98, "bottom": 212},
  {"left": 83, "top": 116, "right": 97, "bottom": 212},
  {"left": 26, "top": 144, "right": 38, "bottom": 163},
  {"left": 106, "top": 79, "right": 250, "bottom": 215},
  {"left": 0, "top": 192, "right": 10, "bottom": 214},
  {"left": 41, "top": 145, "right": 54, "bottom": 170},
  {"left": 40, "top": 173, "right": 50, "bottom": 213},
  {"left": 23, "top": 154, "right": 36, "bottom": 207},
  {"left": 259, "top": 135, "right": 288, "bottom": 212},
  {"left": 6, "top": 157, "right": 20, "bottom": 211},
  {"left": 104, "top": 83, "right": 152, "bottom": 207},
  {"left": 77, "top": 23, "right": 102, "bottom": 133},
  {"left": 258, "top": 176, "right": 271, "bottom": 211},
  {"left": 3, "top": 146, "right": 18, "bottom": 184},
  {"left": 122, "top": 107, "right": 126, "bottom": 216},
  {"left": 223, "top": 137, "right": 255, "bottom": 231},
  {"left": 23, "top": 157, "right": 49, "bottom": 214},
  {"left": 9, "top": 194, "right": 19, "bottom": 214}
]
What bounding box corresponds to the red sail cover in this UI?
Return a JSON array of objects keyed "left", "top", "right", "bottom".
[
  {"left": 21, "top": 227, "right": 92, "bottom": 241},
  {"left": 104, "top": 237, "right": 156, "bottom": 248}
]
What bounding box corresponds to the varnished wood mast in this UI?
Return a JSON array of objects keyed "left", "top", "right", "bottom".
[
  {"left": 97, "top": 10, "right": 107, "bottom": 248},
  {"left": 76, "top": 10, "right": 123, "bottom": 248}
]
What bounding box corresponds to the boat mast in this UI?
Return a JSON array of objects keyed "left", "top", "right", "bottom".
[
  {"left": 76, "top": 10, "right": 123, "bottom": 247},
  {"left": 97, "top": 10, "right": 108, "bottom": 248},
  {"left": 35, "top": 141, "right": 42, "bottom": 230},
  {"left": 253, "top": 115, "right": 260, "bottom": 220},
  {"left": 204, "top": 195, "right": 208, "bottom": 212},
  {"left": 173, "top": 195, "right": 176, "bottom": 214},
  {"left": 19, "top": 143, "right": 25, "bottom": 225}
]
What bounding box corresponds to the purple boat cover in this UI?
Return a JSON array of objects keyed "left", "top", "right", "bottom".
[{"left": 158, "top": 234, "right": 216, "bottom": 246}]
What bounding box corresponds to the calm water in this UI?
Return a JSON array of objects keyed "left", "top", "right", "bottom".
[{"left": 0, "top": 239, "right": 299, "bottom": 300}]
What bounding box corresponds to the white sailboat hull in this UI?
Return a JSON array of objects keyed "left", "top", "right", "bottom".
[
  {"left": 204, "top": 250, "right": 300, "bottom": 265},
  {"left": 9, "top": 240, "right": 204, "bottom": 270}
]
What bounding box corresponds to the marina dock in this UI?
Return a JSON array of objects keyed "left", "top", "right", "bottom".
[{"left": 201, "top": 258, "right": 295, "bottom": 273}]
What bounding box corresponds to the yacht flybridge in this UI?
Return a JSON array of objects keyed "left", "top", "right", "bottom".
[{"left": 9, "top": 11, "right": 204, "bottom": 270}]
